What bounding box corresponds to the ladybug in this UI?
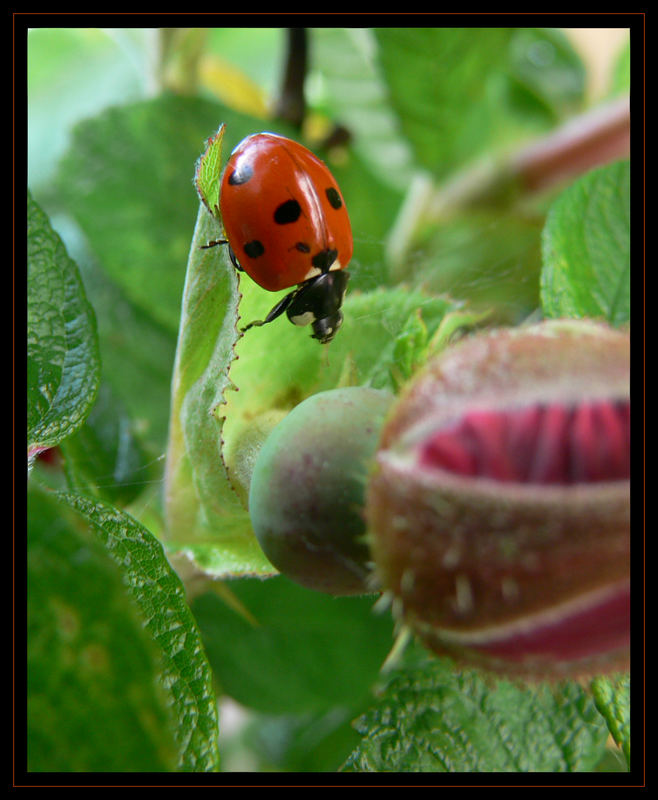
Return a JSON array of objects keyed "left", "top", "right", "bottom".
[{"left": 206, "top": 132, "right": 353, "bottom": 344}]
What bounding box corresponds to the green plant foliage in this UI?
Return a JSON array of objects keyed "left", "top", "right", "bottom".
[
  {"left": 59, "top": 382, "right": 154, "bottom": 505},
  {"left": 343, "top": 649, "right": 610, "bottom": 772},
  {"left": 591, "top": 674, "right": 631, "bottom": 768},
  {"left": 610, "top": 38, "right": 631, "bottom": 97},
  {"left": 193, "top": 576, "right": 394, "bottom": 715},
  {"left": 162, "top": 205, "right": 267, "bottom": 576},
  {"left": 374, "top": 27, "right": 585, "bottom": 179},
  {"left": 60, "top": 492, "right": 221, "bottom": 771},
  {"left": 27, "top": 484, "right": 178, "bottom": 772},
  {"left": 541, "top": 160, "right": 630, "bottom": 326},
  {"left": 28, "top": 191, "right": 100, "bottom": 461},
  {"left": 53, "top": 95, "right": 240, "bottom": 335},
  {"left": 28, "top": 485, "right": 221, "bottom": 772}
]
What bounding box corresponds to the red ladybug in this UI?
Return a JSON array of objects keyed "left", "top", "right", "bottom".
[{"left": 207, "top": 132, "right": 353, "bottom": 344}]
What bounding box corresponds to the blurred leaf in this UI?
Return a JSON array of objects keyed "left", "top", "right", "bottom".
[
  {"left": 58, "top": 491, "right": 221, "bottom": 772},
  {"left": 27, "top": 28, "right": 148, "bottom": 190},
  {"left": 60, "top": 382, "right": 155, "bottom": 505},
  {"left": 54, "top": 95, "right": 252, "bottom": 334},
  {"left": 200, "top": 52, "right": 270, "bottom": 118},
  {"left": 507, "top": 28, "right": 585, "bottom": 122},
  {"left": 60, "top": 246, "right": 178, "bottom": 453},
  {"left": 27, "top": 191, "right": 100, "bottom": 462},
  {"left": 193, "top": 576, "right": 394, "bottom": 714},
  {"left": 343, "top": 651, "right": 609, "bottom": 772},
  {"left": 312, "top": 28, "right": 415, "bottom": 194},
  {"left": 591, "top": 674, "right": 630, "bottom": 768},
  {"left": 406, "top": 211, "right": 544, "bottom": 324},
  {"left": 27, "top": 484, "right": 177, "bottom": 772},
  {"left": 240, "top": 708, "right": 363, "bottom": 772},
  {"left": 374, "top": 28, "right": 584, "bottom": 179},
  {"left": 541, "top": 160, "right": 630, "bottom": 326},
  {"left": 204, "top": 28, "right": 285, "bottom": 104},
  {"left": 609, "top": 37, "right": 631, "bottom": 97}
]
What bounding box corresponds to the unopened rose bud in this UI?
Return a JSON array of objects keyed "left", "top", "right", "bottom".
[
  {"left": 249, "top": 387, "right": 394, "bottom": 595},
  {"left": 366, "top": 320, "right": 630, "bottom": 679}
]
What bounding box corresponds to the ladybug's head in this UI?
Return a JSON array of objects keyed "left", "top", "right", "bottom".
[
  {"left": 311, "top": 310, "right": 344, "bottom": 345},
  {"left": 286, "top": 270, "right": 350, "bottom": 345}
]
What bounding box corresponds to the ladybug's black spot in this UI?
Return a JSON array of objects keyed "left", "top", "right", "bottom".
[
  {"left": 295, "top": 242, "right": 311, "bottom": 253},
  {"left": 312, "top": 248, "right": 338, "bottom": 272},
  {"left": 228, "top": 164, "right": 253, "bottom": 185},
  {"left": 243, "top": 240, "right": 265, "bottom": 259},
  {"left": 325, "top": 187, "right": 342, "bottom": 209},
  {"left": 274, "top": 199, "right": 302, "bottom": 225}
]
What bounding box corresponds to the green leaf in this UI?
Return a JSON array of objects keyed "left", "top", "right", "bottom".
[
  {"left": 374, "top": 28, "right": 584, "bottom": 179},
  {"left": 609, "top": 38, "right": 630, "bottom": 97},
  {"left": 194, "top": 122, "right": 226, "bottom": 220},
  {"left": 312, "top": 28, "right": 415, "bottom": 194},
  {"left": 27, "top": 190, "right": 100, "bottom": 461},
  {"left": 193, "top": 576, "right": 394, "bottom": 715},
  {"left": 57, "top": 491, "right": 221, "bottom": 772},
  {"left": 54, "top": 95, "right": 243, "bottom": 334},
  {"left": 27, "top": 28, "right": 149, "bottom": 190},
  {"left": 60, "top": 382, "right": 155, "bottom": 506},
  {"left": 343, "top": 652, "right": 609, "bottom": 772},
  {"left": 237, "top": 708, "right": 363, "bottom": 772},
  {"left": 28, "top": 484, "right": 177, "bottom": 772},
  {"left": 65, "top": 239, "right": 178, "bottom": 454},
  {"left": 163, "top": 204, "right": 269, "bottom": 577},
  {"left": 506, "top": 28, "right": 585, "bottom": 122},
  {"left": 325, "top": 146, "right": 405, "bottom": 292},
  {"left": 541, "top": 160, "right": 630, "bottom": 326},
  {"left": 591, "top": 674, "right": 630, "bottom": 768}
]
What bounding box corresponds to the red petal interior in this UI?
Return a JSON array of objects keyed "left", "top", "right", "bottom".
[{"left": 419, "top": 399, "right": 630, "bottom": 484}]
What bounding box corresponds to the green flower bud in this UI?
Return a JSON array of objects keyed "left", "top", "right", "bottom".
[{"left": 250, "top": 387, "right": 394, "bottom": 595}]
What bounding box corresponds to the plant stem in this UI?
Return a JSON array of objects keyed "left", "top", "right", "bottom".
[
  {"left": 274, "top": 28, "right": 308, "bottom": 128},
  {"left": 512, "top": 95, "right": 630, "bottom": 193}
]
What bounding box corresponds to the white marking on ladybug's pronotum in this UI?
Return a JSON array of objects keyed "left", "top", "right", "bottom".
[
  {"left": 303, "top": 266, "right": 322, "bottom": 281},
  {"left": 302, "top": 259, "right": 343, "bottom": 283}
]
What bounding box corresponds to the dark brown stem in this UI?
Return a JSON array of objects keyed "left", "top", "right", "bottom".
[{"left": 274, "top": 28, "right": 308, "bottom": 129}]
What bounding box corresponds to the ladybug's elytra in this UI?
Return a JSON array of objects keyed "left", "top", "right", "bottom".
[{"left": 206, "top": 132, "right": 353, "bottom": 344}]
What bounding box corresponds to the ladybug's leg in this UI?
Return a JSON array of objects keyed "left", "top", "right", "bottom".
[
  {"left": 200, "top": 240, "right": 244, "bottom": 272},
  {"left": 240, "top": 289, "right": 298, "bottom": 333},
  {"left": 227, "top": 246, "right": 243, "bottom": 271}
]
